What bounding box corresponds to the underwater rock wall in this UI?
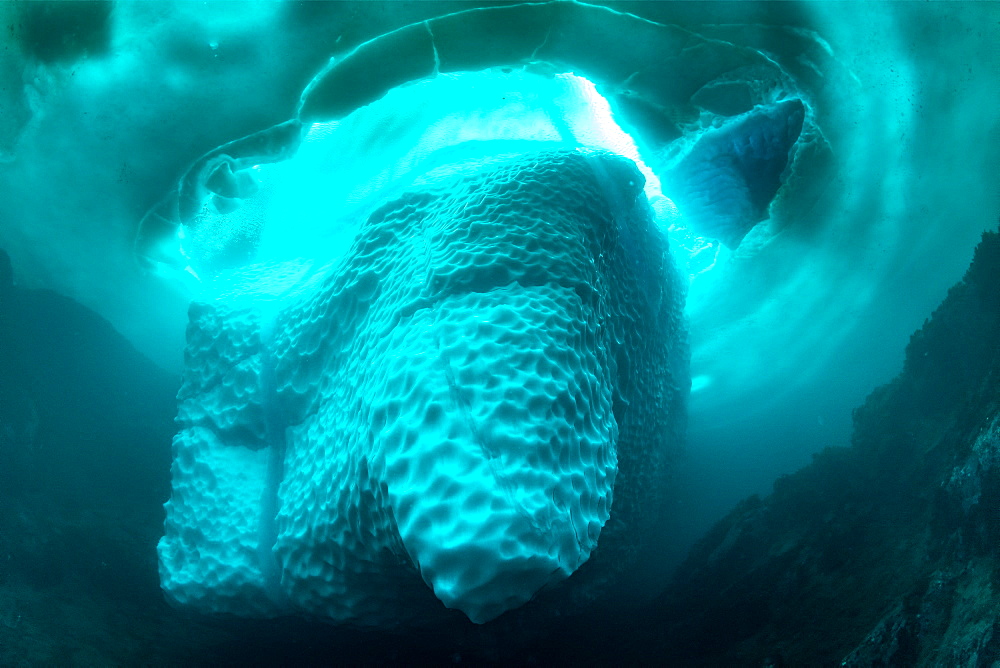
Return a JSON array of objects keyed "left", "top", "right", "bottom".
[
  {"left": 0, "top": 252, "right": 177, "bottom": 508},
  {"left": 642, "top": 225, "right": 1000, "bottom": 666}
]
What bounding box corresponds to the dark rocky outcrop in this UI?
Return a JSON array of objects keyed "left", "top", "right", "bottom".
[
  {"left": 0, "top": 250, "right": 179, "bottom": 664},
  {"left": 642, "top": 226, "right": 1000, "bottom": 666},
  {"left": 0, "top": 260, "right": 178, "bottom": 510}
]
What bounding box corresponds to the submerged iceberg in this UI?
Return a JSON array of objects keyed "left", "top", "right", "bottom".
[
  {"left": 159, "top": 146, "right": 687, "bottom": 625},
  {"left": 157, "top": 66, "right": 690, "bottom": 625},
  {"left": 155, "top": 2, "right": 803, "bottom": 625}
]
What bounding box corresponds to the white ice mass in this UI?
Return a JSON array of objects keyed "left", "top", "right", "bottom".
[
  {"left": 0, "top": 0, "right": 997, "bottom": 626},
  {"left": 157, "top": 66, "right": 689, "bottom": 624}
]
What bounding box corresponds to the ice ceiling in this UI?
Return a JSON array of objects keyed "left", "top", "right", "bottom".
[{"left": 1, "top": 1, "right": 998, "bottom": 541}]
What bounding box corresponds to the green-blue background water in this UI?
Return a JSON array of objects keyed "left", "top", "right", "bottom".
[{"left": 0, "top": 2, "right": 998, "bottom": 664}]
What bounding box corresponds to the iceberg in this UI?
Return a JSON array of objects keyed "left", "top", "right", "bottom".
[
  {"left": 158, "top": 145, "right": 687, "bottom": 624},
  {"left": 153, "top": 2, "right": 808, "bottom": 624}
]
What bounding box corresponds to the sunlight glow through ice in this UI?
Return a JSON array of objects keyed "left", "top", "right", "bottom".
[{"left": 172, "top": 71, "right": 719, "bottom": 301}]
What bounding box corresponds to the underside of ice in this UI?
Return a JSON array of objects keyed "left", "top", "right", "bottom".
[{"left": 664, "top": 99, "right": 806, "bottom": 248}]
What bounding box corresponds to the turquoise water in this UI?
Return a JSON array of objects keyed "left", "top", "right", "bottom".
[{"left": 0, "top": 2, "right": 998, "bottom": 664}]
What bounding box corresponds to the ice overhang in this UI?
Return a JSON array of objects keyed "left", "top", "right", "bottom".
[{"left": 134, "top": 1, "right": 811, "bottom": 300}]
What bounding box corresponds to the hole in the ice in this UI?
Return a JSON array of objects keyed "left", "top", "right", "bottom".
[{"left": 135, "top": 3, "right": 810, "bottom": 305}]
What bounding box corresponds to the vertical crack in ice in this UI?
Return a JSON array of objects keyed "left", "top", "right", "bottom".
[
  {"left": 425, "top": 21, "right": 441, "bottom": 77},
  {"left": 435, "top": 330, "right": 522, "bottom": 518},
  {"left": 257, "top": 314, "right": 288, "bottom": 605}
]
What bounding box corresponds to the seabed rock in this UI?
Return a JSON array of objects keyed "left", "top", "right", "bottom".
[{"left": 645, "top": 226, "right": 1000, "bottom": 666}]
